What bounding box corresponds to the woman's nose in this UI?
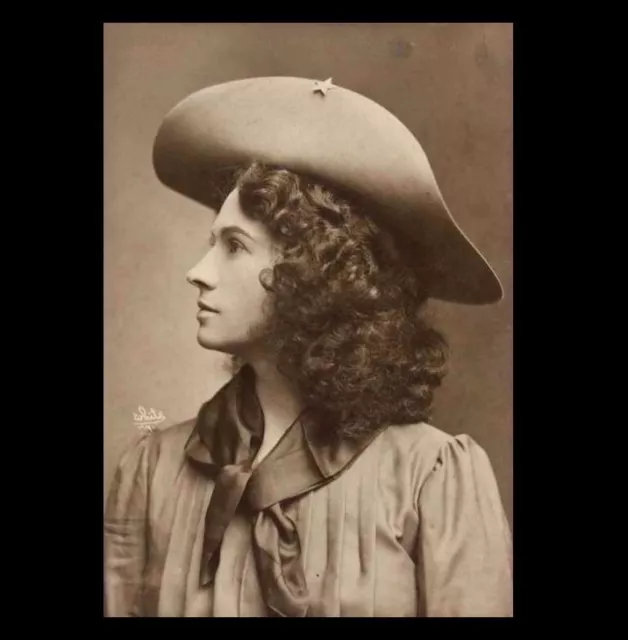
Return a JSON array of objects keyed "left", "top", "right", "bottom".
[{"left": 186, "top": 252, "right": 218, "bottom": 289}]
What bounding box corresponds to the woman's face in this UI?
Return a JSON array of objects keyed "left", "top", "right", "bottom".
[{"left": 186, "top": 188, "right": 279, "bottom": 356}]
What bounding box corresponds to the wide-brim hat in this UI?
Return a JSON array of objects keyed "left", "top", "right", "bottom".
[{"left": 152, "top": 76, "right": 503, "bottom": 305}]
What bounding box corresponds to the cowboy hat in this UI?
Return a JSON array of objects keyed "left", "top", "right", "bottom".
[{"left": 152, "top": 76, "right": 504, "bottom": 305}]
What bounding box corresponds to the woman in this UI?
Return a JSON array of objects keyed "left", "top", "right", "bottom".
[{"left": 104, "top": 77, "right": 512, "bottom": 617}]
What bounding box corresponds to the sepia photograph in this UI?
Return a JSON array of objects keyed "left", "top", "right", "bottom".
[{"left": 103, "top": 22, "right": 513, "bottom": 617}]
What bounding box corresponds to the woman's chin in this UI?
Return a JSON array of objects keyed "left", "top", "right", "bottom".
[
  {"left": 196, "top": 331, "right": 237, "bottom": 355},
  {"left": 197, "top": 332, "right": 221, "bottom": 350}
]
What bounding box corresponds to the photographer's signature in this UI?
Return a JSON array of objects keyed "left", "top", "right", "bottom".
[{"left": 133, "top": 406, "right": 166, "bottom": 433}]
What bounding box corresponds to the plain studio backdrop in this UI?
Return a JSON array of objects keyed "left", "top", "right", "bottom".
[{"left": 103, "top": 23, "right": 513, "bottom": 528}]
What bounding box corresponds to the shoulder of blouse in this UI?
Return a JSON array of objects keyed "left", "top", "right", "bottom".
[
  {"left": 151, "top": 416, "right": 198, "bottom": 447},
  {"left": 377, "top": 421, "right": 493, "bottom": 500},
  {"left": 379, "top": 420, "right": 462, "bottom": 463},
  {"left": 112, "top": 416, "right": 198, "bottom": 477}
]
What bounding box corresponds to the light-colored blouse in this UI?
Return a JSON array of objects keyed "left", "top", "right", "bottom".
[{"left": 104, "top": 366, "right": 513, "bottom": 617}]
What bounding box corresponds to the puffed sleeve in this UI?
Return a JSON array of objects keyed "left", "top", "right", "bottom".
[
  {"left": 104, "top": 434, "right": 157, "bottom": 617},
  {"left": 415, "top": 435, "right": 513, "bottom": 617}
]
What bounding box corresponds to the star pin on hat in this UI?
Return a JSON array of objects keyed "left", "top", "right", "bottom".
[
  {"left": 153, "top": 76, "right": 504, "bottom": 305},
  {"left": 312, "top": 77, "right": 335, "bottom": 96}
]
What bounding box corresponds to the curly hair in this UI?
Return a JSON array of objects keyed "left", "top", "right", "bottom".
[{"left": 206, "top": 162, "right": 449, "bottom": 444}]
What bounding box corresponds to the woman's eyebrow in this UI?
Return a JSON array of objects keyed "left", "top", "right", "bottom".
[{"left": 212, "top": 225, "right": 257, "bottom": 243}]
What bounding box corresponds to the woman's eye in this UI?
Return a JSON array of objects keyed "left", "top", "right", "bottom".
[{"left": 226, "top": 238, "right": 244, "bottom": 254}]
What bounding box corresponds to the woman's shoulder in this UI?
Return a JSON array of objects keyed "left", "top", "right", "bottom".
[
  {"left": 112, "top": 416, "right": 198, "bottom": 477},
  {"left": 377, "top": 421, "right": 495, "bottom": 489},
  {"left": 151, "top": 416, "right": 198, "bottom": 446},
  {"left": 380, "top": 420, "right": 477, "bottom": 458}
]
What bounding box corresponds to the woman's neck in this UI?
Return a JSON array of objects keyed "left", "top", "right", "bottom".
[{"left": 243, "top": 355, "right": 305, "bottom": 464}]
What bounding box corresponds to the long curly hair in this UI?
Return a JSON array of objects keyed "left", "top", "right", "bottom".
[{"left": 206, "top": 162, "right": 449, "bottom": 443}]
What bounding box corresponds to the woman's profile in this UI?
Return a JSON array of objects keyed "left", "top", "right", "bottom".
[{"left": 104, "top": 76, "right": 512, "bottom": 617}]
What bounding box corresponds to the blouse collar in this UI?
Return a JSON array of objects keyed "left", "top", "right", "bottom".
[{"left": 181, "top": 362, "right": 385, "bottom": 615}]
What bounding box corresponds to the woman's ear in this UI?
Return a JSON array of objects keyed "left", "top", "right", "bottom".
[{"left": 259, "top": 268, "right": 274, "bottom": 292}]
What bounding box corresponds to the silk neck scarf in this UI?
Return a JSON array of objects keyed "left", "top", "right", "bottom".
[{"left": 184, "top": 364, "right": 383, "bottom": 617}]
